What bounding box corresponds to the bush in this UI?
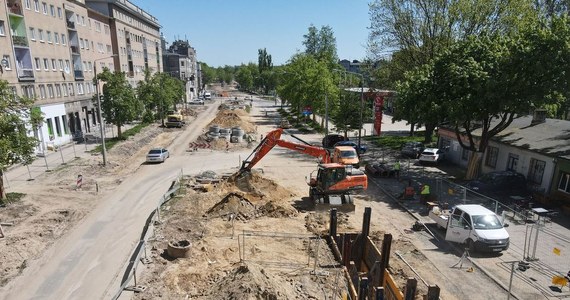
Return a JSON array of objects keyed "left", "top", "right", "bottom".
[{"left": 365, "top": 133, "right": 425, "bottom": 150}]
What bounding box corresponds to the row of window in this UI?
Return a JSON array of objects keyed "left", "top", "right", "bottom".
[
  {"left": 20, "top": 81, "right": 94, "bottom": 100},
  {"left": 23, "top": 0, "right": 63, "bottom": 19},
  {"left": 46, "top": 115, "right": 69, "bottom": 140},
  {"left": 29, "top": 27, "right": 67, "bottom": 45}
]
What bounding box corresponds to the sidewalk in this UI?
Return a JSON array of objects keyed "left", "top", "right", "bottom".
[{"left": 3, "top": 123, "right": 134, "bottom": 193}]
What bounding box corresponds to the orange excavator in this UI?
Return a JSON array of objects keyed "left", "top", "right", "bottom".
[{"left": 240, "top": 128, "right": 368, "bottom": 211}]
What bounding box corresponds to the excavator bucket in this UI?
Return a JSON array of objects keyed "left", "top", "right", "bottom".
[{"left": 314, "top": 194, "right": 356, "bottom": 213}]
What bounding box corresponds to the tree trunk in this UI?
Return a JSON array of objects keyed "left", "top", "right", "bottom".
[
  {"left": 117, "top": 125, "right": 122, "bottom": 140},
  {"left": 0, "top": 169, "right": 6, "bottom": 201},
  {"left": 424, "top": 123, "right": 436, "bottom": 144},
  {"left": 409, "top": 123, "right": 415, "bottom": 136},
  {"left": 465, "top": 152, "right": 483, "bottom": 180}
]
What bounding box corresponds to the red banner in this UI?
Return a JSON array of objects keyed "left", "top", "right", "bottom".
[{"left": 374, "top": 95, "right": 384, "bottom": 135}]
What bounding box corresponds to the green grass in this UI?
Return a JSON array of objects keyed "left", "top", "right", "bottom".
[
  {"left": 92, "top": 123, "right": 149, "bottom": 153},
  {"left": 365, "top": 133, "right": 428, "bottom": 150},
  {"left": 1, "top": 192, "right": 26, "bottom": 205}
]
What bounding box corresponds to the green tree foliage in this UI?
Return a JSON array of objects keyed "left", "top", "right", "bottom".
[
  {"left": 330, "top": 89, "right": 363, "bottom": 136},
  {"left": 0, "top": 80, "right": 42, "bottom": 200},
  {"left": 96, "top": 69, "right": 140, "bottom": 138},
  {"left": 303, "top": 24, "right": 338, "bottom": 67},
  {"left": 235, "top": 64, "right": 256, "bottom": 91},
  {"left": 258, "top": 48, "right": 273, "bottom": 73},
  {"left": 199, "top": 62, "right": 216, "bottom": 87}
]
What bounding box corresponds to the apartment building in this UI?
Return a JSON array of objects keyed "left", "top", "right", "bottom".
[
  {"left": 162, "top": 38, "right": 199, "bottom": 102},
  {"left": 1, "top": 0, "right": 160, "bottom": 153}
]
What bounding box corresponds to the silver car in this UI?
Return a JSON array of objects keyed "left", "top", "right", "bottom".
[{"left": 146, "top": 148, "right": 169, "bottom": 163}]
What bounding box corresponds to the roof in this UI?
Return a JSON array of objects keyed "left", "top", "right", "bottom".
[
  {"left": 471, "top": 116, "right": 570, "bottom": 160},
  {"left": 455, "top": 204, "right": 495, "bottom": 215}
]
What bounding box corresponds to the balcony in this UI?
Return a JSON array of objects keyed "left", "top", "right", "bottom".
[
  {"left": 127, "top": 71, "right": 134, "bottom": 77},
  {"left": 70, "top": 45, "right": 80, "bottom": 54},
  {"left": 67, "top": 21, "right": 76, "bottom": 29},
  {"left": 12, "top": 35, "right": 28, "bottom": 47},
  {"left": 17, "top": 68, "right": 34, "bottom": 80},
  {"left": 8, "top": 1, "right": 23, "bottom": 15},
  {"left": 74, "top": 70, "right": 84, "bottom": 79}
]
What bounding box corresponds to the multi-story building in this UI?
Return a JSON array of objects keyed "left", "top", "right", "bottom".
[
  {"left": 162, "top": 38, "right": 198, "bottom": 102},
  {"left": 1, "top": 0, "right": 160, "bottom": 154}
]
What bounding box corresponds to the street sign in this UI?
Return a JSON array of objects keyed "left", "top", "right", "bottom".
[{"left": 189, "top": 142, "right": 211, "bottom": 149}]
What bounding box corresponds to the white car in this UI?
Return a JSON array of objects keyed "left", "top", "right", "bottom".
[
  {"left": 190, "top": 99, "right": 204, "bottom": 105},
  {"left": 146, "top": 148, "right": 169, "bottom": 163},
  {"left": 419, "top": 148, "right": 445, "bottom": 164}
]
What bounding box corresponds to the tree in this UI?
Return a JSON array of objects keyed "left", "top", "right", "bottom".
[
  {"left": 258, "top": 48, "right": 273, "bottom": 73},
  {"left": 199, "top": 62, "right": 215, "bottom": 87},
  {"left": 96, "top": 69, "right": 140, "bottom": 138},
  {"left": 302, "top": 24, "right": 338, "bottom": 67},
  {"left": 0, "top": 80, "right": 43, "bottom": 200},
  {"left": 235, "top": 64, "right": 255, "bottom": 91},
  {"left": 330, "top": 90, "right": 363, "bottom": 137}
]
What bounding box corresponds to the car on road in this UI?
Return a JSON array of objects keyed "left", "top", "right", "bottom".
[
  {"left": 465, "top": 171, "right": 528, "bottom": 199},
  {"left": 190, "top": 98, "right": 204, "bottom": 105},
  {"left": 146, "top": 148, "right": 169, "bottom": 163},
  {"left": 418, "top": 148, "right": 445, "bottom": 164},
  {"left": 322, "top": 134, "right": 348, "bottom": 149},
  {"left": 334, "top": 140, "right": 367, "bottom": 154},
  {"left": 401, "top": 141, "right": 425, "bottom": 158}
]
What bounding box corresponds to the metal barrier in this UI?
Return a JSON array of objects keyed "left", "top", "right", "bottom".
[{"left": 111, "top": 170, "right": 184, "bottom": 300}]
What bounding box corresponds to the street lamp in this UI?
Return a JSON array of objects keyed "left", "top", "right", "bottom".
[
  {"left": 94, "top": 54, "right": 118, "bottom": 166},
  {"left": 335, "top": 69, "right": 364, "bottom": 151}
]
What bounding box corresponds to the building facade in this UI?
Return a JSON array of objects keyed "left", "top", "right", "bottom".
[
  {"left": 1, "top": 0, "right": 160, "bottom": 154},
  {"left": 161, "top": 38, "right": 198, "bottom": 102}
]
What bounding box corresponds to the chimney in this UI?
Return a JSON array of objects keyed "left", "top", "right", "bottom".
[{"left": 531, "top": 109, "right": 547, "bottom": 125}]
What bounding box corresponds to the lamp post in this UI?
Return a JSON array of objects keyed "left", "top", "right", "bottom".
[
  {"left": 94, "top": 54, "right": 118, "bottom": 166},
  {"left": 334, "top": 69, "right": 365, "bottom": 150}
]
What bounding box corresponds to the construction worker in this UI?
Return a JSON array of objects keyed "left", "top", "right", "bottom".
[
  {"left": 420, "top": 183, "right": 431, "bottom": 205},
  {"left": 394, "top": 160, "right": 401, "bottom": 180}
]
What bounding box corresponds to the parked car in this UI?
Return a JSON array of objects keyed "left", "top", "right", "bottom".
[
  {"left": 465, "top": 171, "right": 528, "bottom": 199},
  {"left": 401, "top": 142, "right": 425, "bottom": 158},
  {"left": 334, "top": 140, "right": 367, "bottom": 154},
  {"left": 418, "top": 148, "right": 445, "bottom": 164},
  {"left": 146, "top": 148, "right": 169, "bottom": 163},
  {"left": 190, "top": 99, "right": 204, "bottom": 105},
  {"left": 322, "top": 134, "right": 348, "bottom": 149}
]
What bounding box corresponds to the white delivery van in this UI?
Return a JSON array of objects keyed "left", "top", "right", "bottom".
[
  {"left": 204, "top": 92, "right": 212, "bottom": 100},
  {"left": 429, "top": 204, "right": 510, "bottom": 252}
]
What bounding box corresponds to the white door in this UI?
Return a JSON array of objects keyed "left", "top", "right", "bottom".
[{"left": 445, "top": 213, "right": 471, "bottom": 243}]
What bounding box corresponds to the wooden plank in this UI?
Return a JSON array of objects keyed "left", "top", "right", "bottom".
[{"left": 404, "top": 277, "right": 417, "bottom": 300}]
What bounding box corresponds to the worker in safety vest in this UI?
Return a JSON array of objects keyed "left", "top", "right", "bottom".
[
  {"left": 394, "top": 161, "right": 401, "bottom": 180},
  {"left": 420, "top": 183, "right": 430, "bottom": 204}
]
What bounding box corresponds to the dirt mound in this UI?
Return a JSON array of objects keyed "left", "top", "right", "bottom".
[
  {"left": 206, "top": 192, "right": 257, "bottom": 220},
  {"left": 258, "top": 200, "right": 298, "bottom": 218},
  {"left": 206, "top": 263, "right": 296, "bottom": 299},
  {"left": 208, "top": 109, "right": 255, "bottom": 133}
]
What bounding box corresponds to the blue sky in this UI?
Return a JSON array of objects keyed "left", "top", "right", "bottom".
[{"left": 134, "top": 0, "right": 371, "bottom": 67}]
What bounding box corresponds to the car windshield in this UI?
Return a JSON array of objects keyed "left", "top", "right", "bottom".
[
  {"left": 149, "top": 149, "right": 162, "bottom": 154},
  {"left": 340, "top": 150, "right": 356, "bottom": 158},
  {"left": 422, "top": 150, "right": 435, "bottom": 155},
  {"left": 472, "top": 214, "right": 503, "bottom": 230}
]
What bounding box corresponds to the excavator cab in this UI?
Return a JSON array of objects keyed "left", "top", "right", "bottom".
[{"left": 308, "top": 163, "right": 367, "bottom": 213}]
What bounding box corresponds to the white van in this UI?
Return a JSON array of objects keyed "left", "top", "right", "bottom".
[
  {"left": 430, "top": 204, "right": 510, "bottom": 252},
  {"left": 204, "top": 92, "right": 212, "bottom": 100}
]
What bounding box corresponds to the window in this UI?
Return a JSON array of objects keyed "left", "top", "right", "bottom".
[
  {"left": 24, "top": 0, "right": 31, "bottom": 9},
  {"left": 81, "top": 16, "right": 85, "bottom": 25},
  {"left": 42, "top": 2, "right": 47, "bottom": 14},
  {"left": 558, "top": 172, "right": 570, "bottom": 194},
  {"left": 33, "top": 0, "right": 39, "bottom": 12},
  {"left": 0, "top": 21, "right": 5, "bottom": 36},
  {"left": 50, "top": 5, "right": 55, "bottom": 17},
  {"left": 68, "top": 83, "right": 74, "bottom": 96},
  {"left": 51, "top": 59, "right": 56, "bottom": 71},
  {"left": 94, "top": 21, "right": 101, "bottom": 32},
  {"left": 39, "top": 84, "right": 46, "bottom": 98},
  {"left": 43, "top": 58, "right": 49, "bottom": 70},
  {"left": 76, "top": 83, "right": 84, "bottom": 95},
  {"left": 61, "top": 115, "right": 69, "bottom": 134},
  {"left": 85, "top": 39, "right": 89, "bottom": 50},
  {"left": 528, "top": 159, "right": 546, "bottom": 185},
  {"left": 54, "top": 32, "right": 59, "bottom": 44},
  {"left": 55, "top": 84, "right": 61, "bottom": 97},
  {"left": 506, "top": 153, "right": 519, "bottom": 171},
  {"left": 62, "top": 83, "right": 68, "bottom": 96},
  {"left": 88, "top": 62, "right": 92, "bottom": 72},
  {"left": 54, "top": 116, "right": 61, "bottom": 136},
  {"left": 106, "top": 45, "right": 112, "bottom": 53},
  {"left": 38, "top": 29, "right": 44, "bottom": 42},
  {"left": 22, "top": 85, "right": 35, "bottom": 98},
  {"left": 2, "top": 55, "right": 11, "bottom": 70},
  {"left": 82, "top": 61, "right": 87, "bottom": 71},
  {"left": 485, "top": 146, "right": 499, "bottom": 168},
  {"left": 79, "top": 38, "right": 84, "bottom": 49},
  {"left": 461, "top": 148, "right": 469, "bottom": 161},
  {"left": 97, "top": 42, "right": 104, "bottom": 53},
  {"left": 58, "top": 59, "right": 63, "bottom": 70},
  {"left": 57, "top": 7, "right": 62, "bottom": 19},
  {"left": 29, "top": 27, "right": 35, "bottom": 40},
  {"left": 34, "top": 57, "right": 40, "bottom": 70},
  {"left": 104, "top": 24, "right": 110, "bottom": 35},
  {"left": 47, "top": 31, "right": 52, "bottom": 43},
  {"left": 47, "top": 84, "right": 54, "bottom": 98},
  {"left": 46, "top": 118, "right": 53, "bottom": 137},
  {"left": 61, "top": 34, "right": 66, "bottom": 45},
  {"left": 65, "top": 60, "right": 70, "bottom": 71}
]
